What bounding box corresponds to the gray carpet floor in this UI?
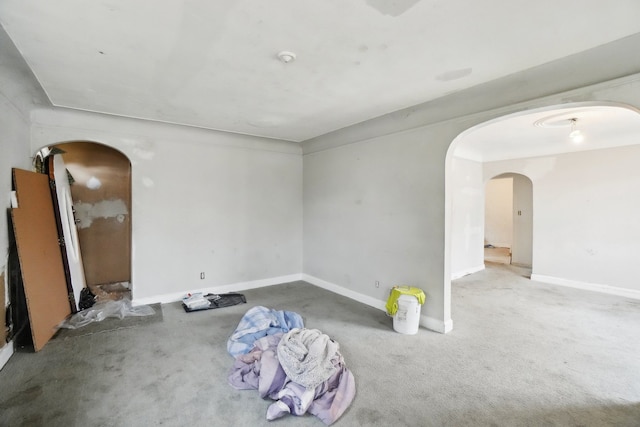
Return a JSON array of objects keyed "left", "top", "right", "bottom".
[{"left": 0, "top": 263, "right": 639, "bottom": 426}]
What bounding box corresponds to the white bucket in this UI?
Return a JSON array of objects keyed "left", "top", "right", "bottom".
[{"left": 393, "top": 294, "right": 421, "bottom": 335}]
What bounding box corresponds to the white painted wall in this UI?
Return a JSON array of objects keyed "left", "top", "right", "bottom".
[
  {"left": 0, "top": 68, "right": 30, "bottom": 366},
  {"left": 449, "top": 156, "right": 485, "bottom": 278},
  {"left": 484, "top": 177, "right": 513, "bottom": 248},
  {"left": 303, "top": 125, "right": 458, "bottom": 332},
  {"left": 31, "top": 108, "right": 303, "bottom": 302},
  {"left": 0, "top": 88, "right": 31, "bottom": 269},
  {"left": 0, "top": 27, "right": 47, "bottom": 268},
  {"left": 0, "top": 25, "right": 50, "bottom": 367},
  {"left": 22, "top": 78, "right": 640, "bottom": 335},
  {"left": 484, "top": 144, "right": 640, "bottom": 292},
  {"left": 306, "top": 73, "right": 640, "bottom": 332}
]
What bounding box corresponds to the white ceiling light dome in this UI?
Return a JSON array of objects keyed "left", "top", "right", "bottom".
[{"left": 569, "top": 118, "right": 584, "bottom": 143}]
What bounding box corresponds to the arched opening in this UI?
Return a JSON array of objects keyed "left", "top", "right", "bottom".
[
  {"left": 36, "top": 141, "right": 133, "bottom": 302},
  {"left": 484, "top": 173, "right": 533, "bottom": 268},
  {"left": 445, "top": 101, "right": 640, "bottom": 330}
]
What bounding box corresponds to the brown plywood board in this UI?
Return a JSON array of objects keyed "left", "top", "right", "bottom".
[{"left": 11, "top": 168, "right": 71, "bottom": 351}]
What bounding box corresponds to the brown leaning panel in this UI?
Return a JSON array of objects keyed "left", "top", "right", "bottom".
[{"left": 11, "top": 168, "right": 71, "bottom": 351}]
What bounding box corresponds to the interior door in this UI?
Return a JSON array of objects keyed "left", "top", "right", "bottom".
[
  {"left": 11, "top": 168, "right": 71, "bottom": 351},
  {"left": 48, "top": 154, "right": 87, "bottom": 311}
]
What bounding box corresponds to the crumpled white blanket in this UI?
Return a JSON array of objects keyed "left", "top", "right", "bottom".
[
  {"left": 229, "top": 333, "right": 356, "bottom": 425},
  {"left": 277, "top": 328, "right": 341, "bottom": 390}
]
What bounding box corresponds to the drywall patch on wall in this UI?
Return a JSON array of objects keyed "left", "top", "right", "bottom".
[
  {"left": 141, "top": 177, "right": 154, "bottom": 188},
  {"left": 132, "top": 146, "right": 155, "bottom": 161},
  {"left": 75, "top": 199, "right": 128, "bottom": 229},
  {"left": 436, "top": 68, "right": 473, "bottom": 82},
  {"left": 86, "top": 176, "right": 102, "bottom": 189},
  {"left": 120, "top": 138, "right": 156, "bottom": 165}
]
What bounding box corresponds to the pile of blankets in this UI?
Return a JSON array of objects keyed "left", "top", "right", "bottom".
[{"left": 227, "top": 306, "right": 356, "bottom": 425}]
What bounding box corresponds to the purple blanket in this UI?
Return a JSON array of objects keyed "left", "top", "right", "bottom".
[{"left": 228, "top": 333, "right": 356, "bottom": 425}]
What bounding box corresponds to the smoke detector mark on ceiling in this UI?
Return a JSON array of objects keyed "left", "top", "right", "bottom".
[
  {"left": 248, "top": 117, "right": 285, "bottom": 128},
  {"left": 366, "top": 0, "right": 420, "bottom": 16},
  {"left": 436, "top": 68, "right": 473, "bottom": 82},
  {"left": 277, "top": 51, "right": 296, "bottom": 63}
]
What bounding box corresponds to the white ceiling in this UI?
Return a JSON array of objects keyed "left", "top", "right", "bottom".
[
  {"left": 2, "top": 1, "right": 640, "bottom": 142},
  {"left": 454, "top": 105, "right": 640, "bottom": 162}
]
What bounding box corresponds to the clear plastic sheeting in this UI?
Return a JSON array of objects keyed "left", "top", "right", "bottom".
[{"left": 59, "top": 298, "right": 155, "bottom": 329}]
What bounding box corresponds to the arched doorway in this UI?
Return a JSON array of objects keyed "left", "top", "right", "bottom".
[
  {"left": 484, "top": 173, "right": 533, "bottom": 268},
  {"left": 39, "top": 141, "right": 133, "bottom": 301},
  {"left": 445, "top": 102, "right": 640, "bottom": 329}
]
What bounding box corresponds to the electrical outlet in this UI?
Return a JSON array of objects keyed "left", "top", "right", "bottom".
[
  {"left": 200, "top": 272, "right": 205, "bottom": 280},
  {"left": 375, "top": 280, "right": 380, "bottom": 288}
]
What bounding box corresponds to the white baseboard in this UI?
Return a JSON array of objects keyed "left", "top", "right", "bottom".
[
  {"left": 0, "top": 341, "right": 14, "bottom": 371},
  {"left": 301, "top": 274, "right": 386, "bottom": 311},
  {"left": 451, "top": 264, "right": 485, "bottom": 280},
  {"left": 422, "top": 316, "right": 453, "bottom": 334},
  {"left": 302, "top": 274, "right": 451, "bottom": 334},
  {"left": 511, "top": 262, "right": 532, "bottom": 268},
  {"left": 531, "top": 274, "right": 640, "bottom": 300},
  {"left": 131, "top": 272, "right": 453, "bottom": 334},
  {"left": 132, "top": 273, "right": 304, "bottom": 306}
]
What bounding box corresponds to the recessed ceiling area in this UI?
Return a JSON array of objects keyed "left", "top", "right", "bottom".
[
  {"left": 1, "top": 1, "right": 640, "bottom": 142},
  {"left": 453, "top": 104, "right": 640, "bottom": 162}
]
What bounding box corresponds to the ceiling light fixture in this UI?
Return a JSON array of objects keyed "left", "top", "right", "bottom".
[
  {"left": 569, "top": 118, "right": 584, "bottom": 144},
  {"left": 277, "top": 51, "right": 296, "bottom": 63}
]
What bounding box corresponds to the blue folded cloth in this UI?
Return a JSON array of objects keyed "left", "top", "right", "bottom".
[{"left": 227, "top": 306, "right": 304, "bottom": 357}]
